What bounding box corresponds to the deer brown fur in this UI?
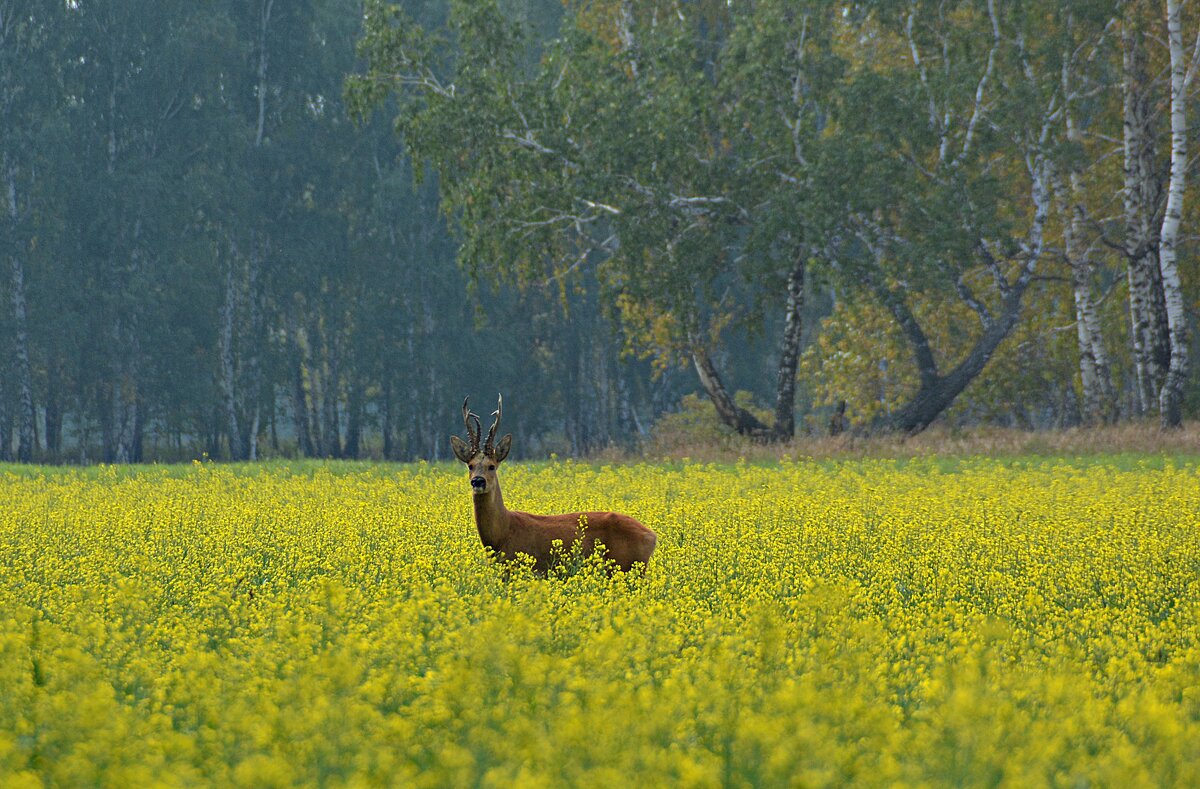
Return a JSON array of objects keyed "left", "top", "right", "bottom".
[{"left": 451, "top": 395, "right": 657, "bottom": 574}]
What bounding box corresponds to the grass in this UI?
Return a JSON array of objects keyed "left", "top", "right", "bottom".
[{"left": 638, "top": 419, "right": 1200, "bottom": 466}]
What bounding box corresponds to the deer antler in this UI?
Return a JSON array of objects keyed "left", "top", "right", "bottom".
[
  {"left": 462, "top": 397, "right": 482, "bottom": 455},
  {"left": 484, "top": 393, "right": 502, "bottom": 457}
]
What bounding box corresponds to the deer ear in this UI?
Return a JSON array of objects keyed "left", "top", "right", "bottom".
[
  {"left": 450, "top": 435, "right": 474, "bottom": 464},
  {"left": 494, "top": 433, "right": 512, "bottom": 463}
]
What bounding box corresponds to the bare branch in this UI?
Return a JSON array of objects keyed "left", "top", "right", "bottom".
[
  {"left": 955, "top": 0, "right": 1000, "bottom": 165},
  {"left": 373, "top": 70, "right": 454, "bottom": 99},
  {"left": 1186, "top": 37, "right": 1200, "bottom": 90},
  {"left": 905, "top": 9, "right": 943, "bottom": 141},
  {"left": 955, "top": 274, "right": 994, "bottom": 327},
  {"left": 581, "top": 198, "right": 621, "bottom": 216},
  {"left": 978, "top": 240, "right": 1012, "bottom": 297},
  {"left": 500, "top": 130, "right": 557, "bottom": 157}
]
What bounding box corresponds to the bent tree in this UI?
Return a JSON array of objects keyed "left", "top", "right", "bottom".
[{"left": 835, "top": 1, "right": 1076, "bottom": 433}]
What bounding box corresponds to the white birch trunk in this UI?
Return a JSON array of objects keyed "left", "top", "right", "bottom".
[
  {"left": 1062, "top": 187, "right": 1102, "bottom": 422},
  {"left": 771, "top": 257, "right": 807, "bottom": 439},
  {"left": 1158, "top": 0, "right": 1190, "bottom": 427},
  {"left": 1059, "top": 51, "right": 1116, "bottom": 424}
]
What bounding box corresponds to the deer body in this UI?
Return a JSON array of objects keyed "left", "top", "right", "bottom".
[{"left": 452, "top": 396, "right": 656, "bottom": 573}]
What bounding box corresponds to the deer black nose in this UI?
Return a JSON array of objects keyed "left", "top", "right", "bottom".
[{"left": 471, "top": 476, "right": 486, "bottom": 489}]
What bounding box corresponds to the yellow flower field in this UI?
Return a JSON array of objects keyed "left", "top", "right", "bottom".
[{"left": 1, "top": 457, "right": 1198, "bottom": 787}]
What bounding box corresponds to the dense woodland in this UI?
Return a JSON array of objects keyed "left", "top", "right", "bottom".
[{"left": 1, "top": 0, "right": 1198, "bottom": 463}]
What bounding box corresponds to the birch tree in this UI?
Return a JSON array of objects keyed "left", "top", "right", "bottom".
[
  {"left": 835, "top": 0, "right": 1061, "bottom": 433},
  {"left": 1156, "top": 0, "right": 1194, "bottom": 427},
  {"left": 1058, "top": 9, "right": 1119, "bottom": 424},
  {"left": 1120, "top": 7, "right": 1172, "bottom": 416}
]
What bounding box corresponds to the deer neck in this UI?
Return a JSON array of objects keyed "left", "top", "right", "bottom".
[{"left": 472, "top": 481, "right": 511, "bottom": 550}]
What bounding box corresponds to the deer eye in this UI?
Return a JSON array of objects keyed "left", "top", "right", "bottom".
[{"left": 488, "top": 464, "right": 496, "bottom": 470}]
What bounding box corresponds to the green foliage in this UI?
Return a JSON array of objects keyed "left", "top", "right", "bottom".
[
  {"left": 802, "top": 285, "right": 1096, "bottom": 429},
  {"left": 650, "top": 392, "right": 775, "bottom": 451},
  {"left": 801, "top": 298, "right": 917, "bottom": 425},
  {"left": 352, "top": 1, "right": 848, "bottom": 360}
]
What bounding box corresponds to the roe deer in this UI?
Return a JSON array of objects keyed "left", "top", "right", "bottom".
[{"left": 450, "top": 395, "right": 656, "bottom": 573}]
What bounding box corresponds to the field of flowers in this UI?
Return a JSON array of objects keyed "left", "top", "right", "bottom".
[{"left": 1, "top": 456, "right": 1198, "bottom": 786}]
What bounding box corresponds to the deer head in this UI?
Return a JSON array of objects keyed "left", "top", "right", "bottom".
[{"left": 450, "top": 395, "right": 512, "bottom": 495}]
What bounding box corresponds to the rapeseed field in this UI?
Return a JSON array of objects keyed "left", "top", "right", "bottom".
[{"left": 1, "top": 457, "right": 1198, "bottom": 787}]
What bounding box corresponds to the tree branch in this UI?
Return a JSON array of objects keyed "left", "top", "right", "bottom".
[
  {"left": 905, "top": 8, "right": 944, "bottom": 147},
  {"left": 955, "top": 0, "right": 1000, "bottom": 166}
]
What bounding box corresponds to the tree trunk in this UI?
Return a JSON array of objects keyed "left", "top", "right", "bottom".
[
  {"left": 218, "top": 238, "right": 265, "bottom": 461},
  {"left": 425, "top": 355, "right": 439, "bottom": 461},
  {"left": 286, "top": 310, "right": 316, "bottom": 457},
  {"left": 1059, "top": 175, "right": 1116, "bottom": 424},
  {"left": 884, "top": 308, "right": 1018, "bottom": 433},
  {"left": 382, "top": 376, "right": 396, "bottom": 460},
  {"left": 106, "top": 247, "right": 143, "bottom": 464},
  {"left": 44, "top": 360, "right": 63, "bottom": 456},
  {"left": 0, "top": 371, "right": 10, "bottom": 462},
  {"left": 242, "top": 240, "right": 264, "bottom": 461},
  {"left": 219, "top": 248, "right": 244, "bottom": 460},
  {"left": 570, "top": 316, "right": 612, "bottom": 455},
  {"left": 206, "top": 405, "right": 222, "bottom": 459},
  {"left": 1059, "top": 47, "right": 1116, "bottom": 425},
  {"left": 106, "top": 313, "right": 141, "bottom": 464},
  {"left": 1122, "top": 19, "right": 1171, "bottom": 415},
  {"left": 100, "top": 62, "right": 142, "bottom": 464},
  {"left": 771, "top": 257, "right": 807, "bottom": 440},
  {"left": 345, "top": 373, "right": 363, "bottom": 459},
  {"left": 255, "top": 0, "right": 274, "bottom": 148},
  {"left": 304, "top": 314, "right": 328, "bottom": 457},
  {"left": 132, "top": 389, "right": 145, "bottom": 463},
  {"left": 244, "top": 0, "right": 272, "bottom": 457},
  {"left": 5, "top": 153, "right": 34, "bottom": 462},
  {"left": 687, "top": 256, "right": 808, "bottom": 442},
  {"left": 616, "top": 374, "right": 641, "bottom": 444},
  {"left": 1157, "top": 0, "right": 1190, "bottom": 427},
  {"left": 691, "top": 344, "right": 773, "bottom": 439},
  {"left": 319, "top": 317, "right": 341, "bottom": 458},
  {"left": 1068, "top": 251, "right": 1117, "bottom": 424},
  {"left": 874, "top": 153, "right": 1051, "bottom": 434},
  {"left": 9, "top": 256, "right": 34, "bottom": 462}
]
